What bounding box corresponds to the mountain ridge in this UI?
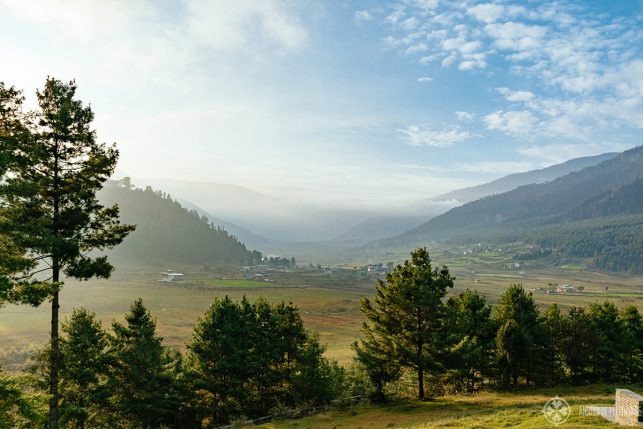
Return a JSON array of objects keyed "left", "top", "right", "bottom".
[{"left": 432, "top": 152, "right": 618, "bottom": 204}]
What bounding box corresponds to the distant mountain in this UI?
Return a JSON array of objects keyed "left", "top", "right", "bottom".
[
  {"left": 136, "top": 178, "right": 391, "bottom": 243},
  {"left": 99, "top": 186, "right": 260, "bottom": 266},
  {"left": 178, "top": 199, "right": 269, "bottom": 248},
  {"left": 384, "top": 146, "right": 643, "bottom": 273},
  {"left": 432, "top": 152, "right": 618, "bottom": 203},
  {"left": 334, "top": 215, "right": 429, "bottom": 243}
]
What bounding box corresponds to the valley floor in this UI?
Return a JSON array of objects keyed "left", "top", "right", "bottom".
[{"left": 1, "top": 261, "right": 642, "bottom": 370}]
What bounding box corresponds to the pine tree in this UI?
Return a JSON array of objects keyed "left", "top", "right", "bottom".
[
  {"left": 352, "top": 332, "right": 400, "bottom": 400},
  {"left": 0, "top": 368, "right": 46, "bottom": 429},
  {"left": 588, "top": 301, "right": 627, "bottom": 382},
  {"left": 186, "top": 296, "right": 254, "bottom": 425},
  {"left": 109, "top": 299, "right": 179, "bottom": 428},
  {"left": 445, "top": 290, "right": 495, "bottom": 392},
  {"left": 0, "top": 78, "right": 135, "bottom": 428},
  {"left": 493, "top": 284, "right": 540, "bottom": 387},
  {"left": 0, "top": 82, "right": 54, "bottom": 307},
  {"left": 360, "top": 248, "right": 454, "bottom": 399},
  {"left": 539, "top": 304, "right": 566, "bottom": 385},
  {"left": 495, "top": 319, "right": 526, "bottom": 387},
  {"left": 560, "top": 306, "right": 595, "bottom": 383},
  {"left": 293, "top": 333, "right": 343, "bottom": 405},
  {"left": 618, "top": 305, "right": 643, "bottom": 382},
  {"left": 59, "top": 308, "right": 110, "bottom": 429}
]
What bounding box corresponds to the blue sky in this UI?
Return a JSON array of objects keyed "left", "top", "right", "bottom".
[{"left": 1, "top": 0, "right": 642, "bottom": 207}]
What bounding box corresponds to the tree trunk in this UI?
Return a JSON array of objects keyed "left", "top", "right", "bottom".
[
  {"left": 50, "top": 145, "right": 60, "bottom": 429},
  {"left": 418, "top": 365, "right": 424, "bottom": 400},
  {"left": 49, "top": 286, "right": 59, "bottom": 429}
]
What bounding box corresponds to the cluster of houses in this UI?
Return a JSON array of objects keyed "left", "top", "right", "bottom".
[
  {"left": 240, "top": 266, "right": 276, "bottom": 282},
  {"left": 530, "top": 284, "right": 581, "bottom": 294}
]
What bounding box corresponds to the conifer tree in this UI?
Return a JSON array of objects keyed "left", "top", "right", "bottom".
[
  {"left": 618, "top": 305, "right": 643, "bottom": 382},
  {"left": 445, "top": 290, "right": 495, "bottom": 392},
  {"left": 0, "top": 78, "right": 135, "bottom": 428},
  {"left": 0, "top": 368, "right": 46, "bottom": 429},
  {"left": 539, "top": 304, "right": 566, "bottom": 385},
  {"left": 560, "top": 306, "right": 595, "bottom": 383},
  {"left": 109, "top": 299, "right": 179, "bottom": 428},
  {"left": 59, "top": 308, "right": 110, "bottom": 429},
  {"left": 0, "top": 83, "right": 53, "bottom": 307},
  {"left": 493, "top": 285, "right": 539, "bottom": 386},
  {"left": 360, "top": 248, "right": 454, "bottom": 399},
  {"left": 186, "top": 296, "right": 254, "bottom": 424},
  {"left": 352, "top": 332, "right": 400, "bottom": 400},
  {"left": 588, "top": 302, "right": 622, "bottom": 382}
]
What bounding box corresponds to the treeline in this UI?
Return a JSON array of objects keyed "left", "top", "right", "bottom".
[
  {"left": 3, "top": 297, "right": 341, "bottom": 428},
  {"left": 354, "top": 249, "right": 643, "bottom": 399},
  {"left": 99, "top": 186, "right": 263, "bottom": 267},
  {"left": 446, "top": 215, "right": 643, "bottom": 274},
  {"left": 263, "top": 256, "right": 296, "bottom": 268},
  {"left": 520, "top": 215, "right": 643, "bottom": 274}
]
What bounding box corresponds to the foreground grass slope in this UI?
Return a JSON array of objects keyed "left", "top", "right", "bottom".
[{"left": 265, "top": 385, "right": 639, "bottom": 428}]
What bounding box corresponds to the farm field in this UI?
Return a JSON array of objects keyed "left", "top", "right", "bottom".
[
  {"left": 264, "top": 385, "right": 639, "bottom": 429},
  {"left": 1, "top": 257, "right": 642, "bottom": 371}
]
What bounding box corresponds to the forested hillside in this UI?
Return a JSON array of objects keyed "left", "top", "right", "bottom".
[
  {"left": 385, "top": 146, "right": 643, "bottom": 273},
  {"left": 99, "top": 186, "right": 261, "bottom": 266},
  {"left": 565, "top": 177, "right": 643, "bottom": 221}
]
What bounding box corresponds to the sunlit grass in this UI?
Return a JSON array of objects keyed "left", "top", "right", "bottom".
[{"left": 265, "top": 385, "right": 638, "bottom": 428}]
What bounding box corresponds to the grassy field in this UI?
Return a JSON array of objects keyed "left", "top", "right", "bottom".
[
  {"left": 264, "top": 384, "right": 640, "bottom": 428},
  {"left": 1, "top": 255, "right": 642, "bottom": 371}
]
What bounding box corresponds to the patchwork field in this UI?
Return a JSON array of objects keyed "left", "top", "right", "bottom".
[{"left": 1, "top": 257, "right": 642, "bottom": 371}]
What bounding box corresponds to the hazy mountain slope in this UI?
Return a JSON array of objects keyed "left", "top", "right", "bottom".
[
  {"left": 393, "top": 145, "right": 643, "bottom": 243},
  {"left": 178, "top": 199, "right": 269, "bottom": 248},
  {"left": 334, "top": 215, "right": 429, "bottom": 243},
  {"left": 432, "top": 152, "right": 618, "bottom": 203},
  {"left": 137, "top": 178, "right": 371, "bottom": 243},
  {"left": 99, "top": 186, "right": 260, "bottom": 266}
]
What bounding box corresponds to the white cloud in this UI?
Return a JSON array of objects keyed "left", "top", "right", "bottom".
[
  {"left": 185, "top": 0, "right": 308, "bottom": 52},
  {"left": 497, "top": 87, "right": 535, "bottom": 102},
  {"left": 467, "top": 3, "right": 505, "bottom": 24},
  {"left": 370, "top": 1, "right": 643, "bottom": 146},
  {"left": 354, "top": 10, "right": 373, "bottom": 24},
  {"left": 399, "top": 125, "right": 471, "bottom": 147},
  {"left": 417, "top": 76, "right": 433, "bottom": 82},
  {"left": 484, "top": 22, "right": 547, "bottom": 51},
  {"left": 455, "top": 111, "right": 474, "bottom": 121},
  {"left": 484, "top": 110, "right": 539, "bottom": 137}
]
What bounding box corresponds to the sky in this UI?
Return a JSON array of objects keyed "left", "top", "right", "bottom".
[{"left": 1, "top": 0, "right": 642, "bottom": 207}]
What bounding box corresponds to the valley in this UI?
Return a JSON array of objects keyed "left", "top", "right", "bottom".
[{"left": 3, "top": 248, "right": 641, "bottom": 372}]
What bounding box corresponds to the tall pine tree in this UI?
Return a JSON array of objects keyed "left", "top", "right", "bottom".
[
  {"left": 0, "top": 78, "right": 134, "bottom": 428},
  {"left": 359, "top": 248, "right": 454, "bottom": 399}
]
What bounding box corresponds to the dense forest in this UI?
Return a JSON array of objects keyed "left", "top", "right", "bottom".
[
  {"left": 450, "top": 215, "right": 643, "bottom": 274},
  {"left": 99, "top": 185, "right": 261, "bottom": 267}
]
